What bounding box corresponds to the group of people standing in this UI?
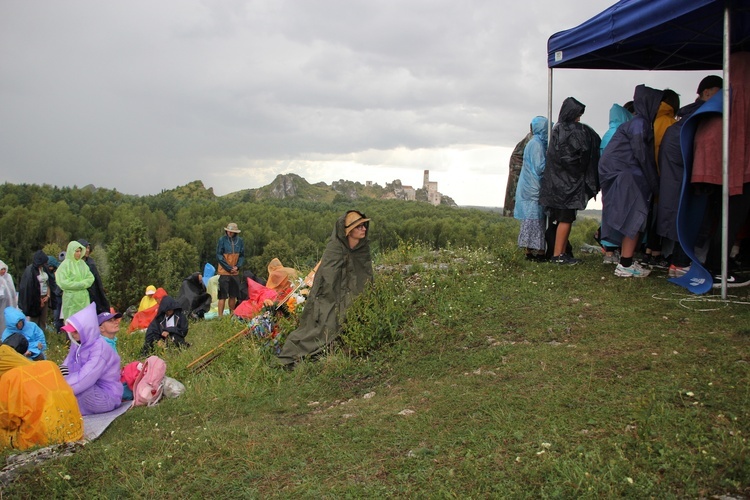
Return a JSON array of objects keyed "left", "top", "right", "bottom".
[{"left": 508, "top": 53, "right": 750, "bottom": 287}]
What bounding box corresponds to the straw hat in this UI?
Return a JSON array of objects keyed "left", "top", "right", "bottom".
[
  {"left": 224, "top": 222, "right": 241, "bottom": 233},
  {"left": 266, "top": 258, "right": 298, "bottom": 290},
  {"left": 344, "top": 211, "right": 370, "bottom": 236}
]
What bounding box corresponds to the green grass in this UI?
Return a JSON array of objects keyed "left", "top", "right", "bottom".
[{"left": 3, "top": 240, "right": 750, "bottom": 498}]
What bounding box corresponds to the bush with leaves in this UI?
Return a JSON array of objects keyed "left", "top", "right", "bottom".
[
  {"left": 106, "top": 220, "right": 155, "bottom": 310},
  {"left": 340, "top": 273, "right": 408, "bottom": 356}
]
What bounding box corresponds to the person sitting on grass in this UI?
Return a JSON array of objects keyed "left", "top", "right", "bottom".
[
  {"left": 1, "top": 307, "right": 47, "bottom": 361},
  {"left": 98, "top": 310, "right": 123, "bottom": 353},
  {"left": 277, "top": 210, "right": 373, "bottom": 368},
  {"left": 138, "top": 285, "right": 158, "bottom": 312},
  {"left": 0, "top": 344, "right": 83, "bottom": 450},
  {"left": 60, "top": 302, "right": 123, "bottom": 415},
  {"left": 141, "top": 296, "right": 190, "bottom": 356}
]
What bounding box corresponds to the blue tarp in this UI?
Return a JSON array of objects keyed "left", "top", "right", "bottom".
[{"left": 548, "top": 0, "right": 750, "bottom": 70}]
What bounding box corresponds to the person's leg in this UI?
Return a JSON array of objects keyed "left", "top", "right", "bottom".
[
  {"left": 554, "top": 222, "right": 571, "bottom": 257},
  {"left": 217, "top": 276, "right": 229, "bottom": 317},
  {"left": 615, "top": 233, "right": 651, "bottom": 277}
]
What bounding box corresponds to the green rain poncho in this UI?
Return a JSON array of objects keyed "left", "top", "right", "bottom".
[
  {"left": 277, "top": 211, "right": 373, "bottom": 366},
  {"left": 56, "top": 241, "right": 95, "bottom": 319}
]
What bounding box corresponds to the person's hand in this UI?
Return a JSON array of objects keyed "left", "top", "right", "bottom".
[
  {"left": 161, "top": 331, "right": 169, "bottom": 338},
  {"left": 37, "top": 342, "right": 43, "bottom": 350},
  {"left": 263, "top": 299, "right": 274, "bottom": 307},
  {"left": 41, "top": 296, "right": 49, "bottom": 304},
  {"left": 24, "top": 351, "right": 32, "bottom": 357}
]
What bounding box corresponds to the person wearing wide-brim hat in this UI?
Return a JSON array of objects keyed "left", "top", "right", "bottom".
[
  {"left": 216, "top": 222, "right": 245, "bottom": 317},
  {"left": 277, "top": 210, "right": 372, "bottom": 367}
]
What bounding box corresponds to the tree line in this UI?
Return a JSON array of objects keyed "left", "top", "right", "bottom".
[{"left": 0, "top": 182, "right": 517, "bottom": 311}]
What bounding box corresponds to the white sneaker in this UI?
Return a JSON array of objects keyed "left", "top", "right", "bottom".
[{"left": 614, "top": 262, "right": 651, "bottom": 278}]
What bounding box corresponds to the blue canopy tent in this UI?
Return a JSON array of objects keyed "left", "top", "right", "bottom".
[{"left": 546, "top": 0, "right": 750, "bottom": 297}]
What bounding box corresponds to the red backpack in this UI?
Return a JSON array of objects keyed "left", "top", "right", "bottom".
[{"left": 132, "top": 356, "right": 167, "bottom": 407}]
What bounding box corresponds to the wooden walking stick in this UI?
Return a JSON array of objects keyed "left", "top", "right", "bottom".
[{"left": 187, "top": 327, "right": 250, "bottom": 373}]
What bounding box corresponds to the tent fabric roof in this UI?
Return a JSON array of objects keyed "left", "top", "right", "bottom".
[{"left": 548, "top": 0, "right": 750, "bottom": 70}]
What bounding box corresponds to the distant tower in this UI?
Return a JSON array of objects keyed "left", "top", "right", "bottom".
[{"left": 423, "top": 170, "right": 430, "bottom": 189}]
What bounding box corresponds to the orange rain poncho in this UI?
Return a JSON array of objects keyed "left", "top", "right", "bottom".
[{"left": 0, "top": 345, "right": 83, "bottom": 450}]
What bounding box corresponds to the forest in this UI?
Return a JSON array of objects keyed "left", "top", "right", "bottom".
[{"left": 0, "top": 180, "right": 523, "bottom": 311}]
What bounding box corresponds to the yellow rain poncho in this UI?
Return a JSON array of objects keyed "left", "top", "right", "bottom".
[{"left": 0, "top": 345, "right": 83, "bottom": 450}]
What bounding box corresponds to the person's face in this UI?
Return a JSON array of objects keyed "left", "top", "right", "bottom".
[
  {"left": 166, "top": 309, "right": 174, "bottom": 316},
  {"left": 351, "top": 224, "right": 367, "bottom": 237},
  {"left": 85, "top": 245, "right": 92, "bottom": 257},
  {"left": 0, "top": 268, "right": 6, "bottom": 276},
  {"left": 702, "top": 86, "right": 721, "bottom": 101},
  {"left": 69, "top": 329, "right": 81, "bottom": 342},
  {"left": 16, "top": 320, "right": 24, "bottom": 330},
  {"left": 74, "top": 248, "right": 83, "bottom": 260},
  {"left": 99, "top": 318, "right": 119, "bottom": 338}
]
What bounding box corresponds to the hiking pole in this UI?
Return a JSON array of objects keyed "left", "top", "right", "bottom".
[{"left": 186, "top": 327, "right": 250, "bottom": 373}]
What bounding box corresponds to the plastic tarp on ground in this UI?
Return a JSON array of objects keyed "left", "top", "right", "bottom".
[{"left": 548, "top": 0, "right": 750, "bottom": 71}]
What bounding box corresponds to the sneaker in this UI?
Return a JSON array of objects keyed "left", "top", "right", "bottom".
[
  {"left": 712, "top": 274, "right": 750, "bottom": 288},
  {"left": 642, "top": 255, "right": 670, "bottom": 269},
  {"left": 602, "top": 250, "right": 620, "bottom": 265},
  {"left": 668, "top": 264, "right": 690, "bottom": 278},
  {"left": 550, "top": 254, "right": 581, "bottom": 265},
  {"left": 614, "top": 262, "right": 651, "bottom": 278}
]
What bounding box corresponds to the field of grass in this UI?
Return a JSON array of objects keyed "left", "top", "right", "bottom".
[{"left": 2, "top": 236, "right": 749, "bottom": 498}]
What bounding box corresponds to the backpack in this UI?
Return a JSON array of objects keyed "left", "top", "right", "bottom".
[{"left": 132, "top": 356, "right": 167, "bottom": 407}]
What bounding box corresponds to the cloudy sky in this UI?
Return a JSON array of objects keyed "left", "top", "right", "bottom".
[{"left": 0, "top": 1, "right": 716, "bottom": 207}]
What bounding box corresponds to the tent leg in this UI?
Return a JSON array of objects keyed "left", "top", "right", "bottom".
[{"left": 720, "top": 5, "right": 731, "bottom": 299}]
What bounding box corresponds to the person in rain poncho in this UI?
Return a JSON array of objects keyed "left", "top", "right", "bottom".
[
  {"left": 138, "top": 285, "right": 158, "bottom": 312},
  {"left": 514, "top": 116, "right": 549, "bottom": 261},
  {"left": 18, "top": 250, "right": 50, "bottom": 329},
  {"left": 599, "top": 84, "right": 663, "bottom": 278},
  {"left": 61, "top": 303, "right": 123, "bottom": 415},
  {"left": 56, "top": 241, "right": 95, "bottom": 320},
  {"left": 2, "top": 307, "right": 47, "bottom": 360},
  {"left": 538, "top": 97, "right": 601, "bottom": 265},
  {"left": 277, "top": 210, "right": 373, "bottom": 367},
  {"left": 0, "top": 344, "right": 83, "bottom": 450},
  {"left": 0, "top": 261, "right": 18, "bottom": 333},
  {"left": 141, "top": 295, "right": 190, "bottom": 356}
]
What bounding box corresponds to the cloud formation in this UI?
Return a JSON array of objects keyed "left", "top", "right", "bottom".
[{"left": 0, "top": 1, "right": 715, "bottom": 206}]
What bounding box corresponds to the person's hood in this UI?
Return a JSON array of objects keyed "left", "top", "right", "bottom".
[
  {"left": 633, "top": 84, "right": 663, "bottom": 124},
  {"left": 335, "top": 210, "right": 370, "bottom": 248},
  {"left": 32, "top": 250, "right": 48, "bottom": 268},
  {"left": 0, "top": 260, "right": 7, "bottom": 273},
  {"left": 530, "top": 116, "right": 549, "bottom": 144},
  {"left": 558, "top": 97, "right": 586, "bottom": 123},
  {"left": 3, "top": 307, "right": 25, "bottom": 332},
  {"left": 608, "top": 104, "right": 632, "bottom": 129},
  {"left": 0, "top": 345, "right": 32, "bottom": 377},
  {"left": 186, "top": 272, "right": 202, "bottom": 286},
  {"left": 47, "top": 255, "right": 60, "bottom": 269},
  {"left": 66, "top": 302, "right": 100, "bottom": 347},
  {"left": 656, "top": 101, "right": 676, "bottom": 119},
  {"left": 65, "top": 240, "right": 86, "bottom": 260},
  {"left": 158, "top": 296, "right": 182, "bottom": 314},
  {"left": 154, "top": 288, "right": 168, "bottom": 301}
]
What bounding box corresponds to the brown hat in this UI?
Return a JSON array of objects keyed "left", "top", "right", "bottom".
[
  {"left": 224, "top": 222, "right": 241, "bottom": 233},
  {"left": 266, "top": 258, "right": 298, "bottom": 290},
  {"left": 344, "top": 211, "right": 370, "bottom": 236}
]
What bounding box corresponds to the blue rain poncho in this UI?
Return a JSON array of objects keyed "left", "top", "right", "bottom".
[{"left": 514, "top": 116, "right": 549, "bottom": 221}]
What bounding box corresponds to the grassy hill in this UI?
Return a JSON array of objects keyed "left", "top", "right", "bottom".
[{"left": 2, "top": 241, "right": 749, "bottom": 497}]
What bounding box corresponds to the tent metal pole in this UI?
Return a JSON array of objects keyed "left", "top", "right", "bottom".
[
  {"left": 720, "top": 5, "right": 731, "bottom": 299},
  {"left": 548, "top": 68, "right": 553, "bottom": 143}
]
